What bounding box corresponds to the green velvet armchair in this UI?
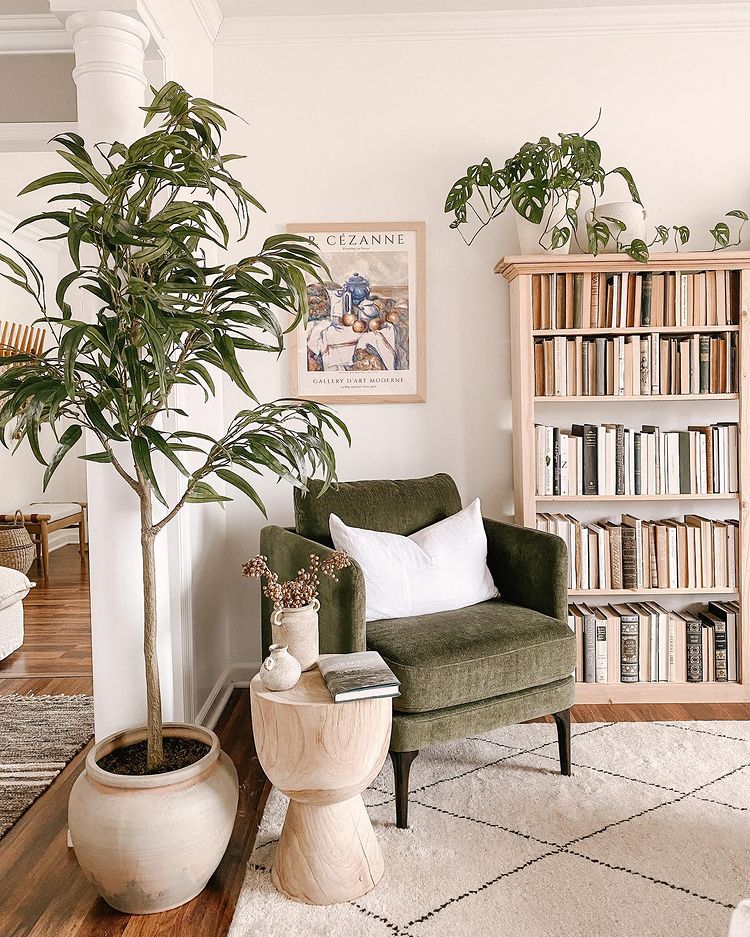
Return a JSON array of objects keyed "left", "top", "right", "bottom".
[{"left": 260, "top": 473, "right": 576, "bottom": 828}]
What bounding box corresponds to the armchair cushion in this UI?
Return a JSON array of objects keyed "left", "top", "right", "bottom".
[
  {"left": 366, "top": 598, "right": 576, "bottom": 713},
  {"left": 329, "top": 498, "right": 497, "bottom": 621},
  {"left": 294, "top": 473, "right": 463, "bottom": 546}
]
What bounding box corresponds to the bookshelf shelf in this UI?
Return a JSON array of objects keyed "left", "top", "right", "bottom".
[
  {"left": 498, "top": 251, "right": 750, "bottom": 704},
  {"left": 574, "top": 680, "right": 747, "bottom": 704},
  {"left": 533, "top": 325, "right": 740, "bottom": 337},
  {"left": 536, "top": 493, "right": 737, "bottom": 503},
  {"left": 569, "top": 588, "right": 738, "bottom": 597},
  {"left": 534, "top": 394, "right": 738, "bottom": 402}
]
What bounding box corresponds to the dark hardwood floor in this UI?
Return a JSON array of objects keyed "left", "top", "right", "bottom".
[
  {"left": 0, "top": 544, "right": 92, "bottom": 696},
  {"left": 2, "top": 547, "right": 750, "bottom": 935}
]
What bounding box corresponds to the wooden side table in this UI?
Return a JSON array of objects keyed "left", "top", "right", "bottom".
[{"left": 250, "top": 662, "right": 391, "bottom": 905}]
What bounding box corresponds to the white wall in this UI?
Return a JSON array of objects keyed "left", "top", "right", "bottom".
[
  {"left": 214, "top": 11, "right": 750, "bottom": 664},
  {"left": 0, "top": 151, "right": 86, "bottom": 529}
]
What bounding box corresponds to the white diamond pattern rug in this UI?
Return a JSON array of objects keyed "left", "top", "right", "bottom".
[{"left": 229, "top": 722, "right": 749, "bottom": 937}]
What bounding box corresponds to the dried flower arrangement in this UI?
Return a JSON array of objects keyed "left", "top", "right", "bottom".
[{"left": 242, "top": 551, "right": 350, "bottom": 611}]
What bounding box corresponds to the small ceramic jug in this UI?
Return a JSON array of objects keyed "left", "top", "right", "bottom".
[
  {"left": 259, "top": 644, "right": 302, "bottom": 692},
  {"left": 271, "top": 599, "right": 320, "bottom": 672},
  {"left": 585, "top": 201, "right": 647, "bottom": 250}
]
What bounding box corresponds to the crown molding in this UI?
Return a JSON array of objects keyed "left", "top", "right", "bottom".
[
  {"left": 0, "top": 14, "right": 72, "bottom": 53},
  {"left": 187, "top": 0, "right": 223, "bottom": 42},
  {"left": 216, "top": 3, "right": 750, "bottom": 45},
  {"left": 0, "top": 121, "right": 78, "bottom": 153},
  {"left": 0, "top": 208, "right": 61, "bottom": 254}
]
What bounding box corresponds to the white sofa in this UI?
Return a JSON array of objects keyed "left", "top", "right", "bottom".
[{"left": 0, "top": 567, "right": 33, "bottom": 660}]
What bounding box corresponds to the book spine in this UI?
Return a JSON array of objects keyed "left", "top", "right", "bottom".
[
  {"left": 714, "top": 617, "right": 728, "bottom": 682},
  {"left": 633, "top": 432, "right": 642, "bottom": 495},
  {"left": 641, "top": 272, "right": 652, "bottom": 325},
  {"left": 590, "top": 274, "right": 600, "bottom": 327},
  {"left": 595, "top": 337, "right": 606, "bottom": 396},
  {"left": 699, "top": 335, "right": 710, "bottom": 394},
  {"left": 615, "top": 424, "right": 625, "bottom": 496},
  {"left": 584, "top": 615, "right": 596, "bottom": 683},
  {"left": 686, "top": 619, "right": 703, "bottom": 682},
  {"left": 639, "top": 339, "right": 650, "bottom": 395},
  {"left": 595, "top": 621, "right": 608, "bottom": 683},
  {"left": 582, "top": 341, "right": 590, "bottom": 396},
  {"left": 621, "top": 527, "right": 638, "bottom": 590},
  {"left": 552, "top": 427, "right": 561, "bottom": 496},
  {"left": 573, "top": 272, "right": 584, "bottom": 328},
  {"left": 620, "top": 616, "right": 639, "bottom": 682},
  {"left": 583, "top": 424, "right": 598, "bottom": 494}
]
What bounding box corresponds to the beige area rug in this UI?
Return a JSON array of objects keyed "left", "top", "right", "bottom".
[
  {"left": 0, "top": 693, "right": 93, "bottom": 839},
  {"left": 230, "top": 721, "right": 750, "bottom": 937}
]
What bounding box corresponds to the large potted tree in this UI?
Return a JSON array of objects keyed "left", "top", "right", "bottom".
[{"left": 0, "top": 83, "right": 347, "bottom": 914}]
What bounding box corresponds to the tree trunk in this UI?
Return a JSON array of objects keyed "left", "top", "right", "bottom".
[{"left": 139, "top": 484, "right": 164, "bottom": 771}]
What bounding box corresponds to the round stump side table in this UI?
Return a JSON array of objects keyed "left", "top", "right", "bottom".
[{"left": 249, "top": 662, "right": 392, "bottom": 905}]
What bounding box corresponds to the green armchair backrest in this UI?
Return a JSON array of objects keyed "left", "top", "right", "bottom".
[{"left": 293, "top": 473, "right": 463, "bottom": 545}]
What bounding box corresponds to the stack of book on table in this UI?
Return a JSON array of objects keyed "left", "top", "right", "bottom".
[
  {"left": 318, "top": 651, "right": 400, "bottom": 703},
  {"left": 535, "top": 422, "right": 738, "bottom": 497},
  {"left": 537, "top": 513, "right": 739, "bottom": 592},
  {"left": 568, "top": 600, "right": 739, "bottom": 683},
  {"left": 531, "top": 269, "right": 740, "bottom": 330},
  {"left": 534, "top": 332, "right": 737, "bottom": 397}
]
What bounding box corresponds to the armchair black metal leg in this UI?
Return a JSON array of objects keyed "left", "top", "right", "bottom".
[
  {"left": 552, "top": 709, "right": 572, "bottom": 776},
  {"left": 390, "top": 749, "right": 419, "bottom": 829}
]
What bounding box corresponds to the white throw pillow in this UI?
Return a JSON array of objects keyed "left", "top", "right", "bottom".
[
  {"left": 0, "top": 567, "right": 32, "bottom": 611},
  {"left": 329, "top": 498, "right": 499, "bottom": 622}
]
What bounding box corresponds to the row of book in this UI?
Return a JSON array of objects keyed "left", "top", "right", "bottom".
[
  {"left": 536, "top": 513, "right": 739, "bottom": 592},
  {"left": 532, "top": 270, "right": 740, "bottom": 331},
  {"left": 534, "top": 332, "right": 737, "bottom": 397},
  {"left": 535, "top": 422, "right": 738, "bottom": 497},
  {"left": 569, "top": 601, "right": 739, "bottom": 683}
]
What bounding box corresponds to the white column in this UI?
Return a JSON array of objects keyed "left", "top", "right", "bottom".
[{"left": 60, "top": 9, "right": 177, "bottom": 739}]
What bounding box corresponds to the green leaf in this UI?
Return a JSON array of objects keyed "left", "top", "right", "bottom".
[
  {"left": 186, "top": 480, "right": 232, "bottom": 504},
  {"left": 141, "top": 425, "right": 188, "bottom": 476},
  {"left": 43, "top": 424, "right": 82, "bottom": 488},
  {"left": 727, "top": 209, "right": 748, "bottom": 221},
  {"left": 625, "top": 239, "right": 649, "bottom": 263},
  {"left": 215, "top": 468, "right": 266, "bottom": 515},
  {"left": 710, "top": 222, "right": 731, "bottom": 248},
  {"left": 611, "top": 166, "right": 642, "bottom": 204},
  {"left": 79, "top": 451, "right": 113, "bottom": 463},
  {"left": 18, "top": 172, "right": 86, "bottom": 196},
  {"left": 132, "top": 435, "right": 168, "bottom": 506}
]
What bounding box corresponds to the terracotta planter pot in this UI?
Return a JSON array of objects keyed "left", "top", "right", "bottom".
[{"left": 68, "top": 723, "right": 239, "bottom": 914}]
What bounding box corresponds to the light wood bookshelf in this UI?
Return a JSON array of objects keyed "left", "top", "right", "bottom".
[{"left": 497, "top": 251, "right": 750, "bottom": 704}]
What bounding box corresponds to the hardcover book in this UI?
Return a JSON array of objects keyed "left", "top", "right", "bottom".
[{"left": 318, "top": 652, "right": 400, "bottom": 703}]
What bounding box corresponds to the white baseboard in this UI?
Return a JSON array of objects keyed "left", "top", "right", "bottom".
[
  {"left": 48, "top": 529, "right": 79, "bottom": 553},
  {"left": 195, "top": 661, "right": 260, "bottom": 729},
  {"left": 230, "top": 660, "right": 261, "bottom": 688}
]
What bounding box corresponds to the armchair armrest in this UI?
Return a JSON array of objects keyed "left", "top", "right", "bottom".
[
  {"left": 483, "top": 518, "right": 568, "bottom": 622},
  {"left": 259, "top": 525, "right": 367, "bottom": 656}
]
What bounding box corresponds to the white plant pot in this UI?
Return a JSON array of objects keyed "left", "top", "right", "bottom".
[
  {"left": 271, "top": 600, "right": 320, "bottom": 672},
  {"left": 516, "top": 198, "right": 572, "bottom": 255},
  {"left": 586, "top": 200, "right": 647, "bottom": 251},
  {"left": 68, "top": 723, "right": 239, "bottom": 914}
]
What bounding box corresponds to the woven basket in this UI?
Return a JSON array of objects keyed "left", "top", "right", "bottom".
[{"left": 0, "top": 510, "right": 34, "bottom": 574}]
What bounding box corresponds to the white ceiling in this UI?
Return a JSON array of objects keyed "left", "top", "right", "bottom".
[{"left": 217, "top": 0, "right": 717, "bottom": 16}]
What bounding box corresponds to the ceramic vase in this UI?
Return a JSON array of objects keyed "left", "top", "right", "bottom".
[
  {"left": 68, "top": 723, "right": 239, "bottom": 914},
  {"left": 516, "top": 196, "right": 572, "bottom": 255},
  {"left": 259, "top": 643, "right": 302, "bottom": 692},
  {"left": 271, "top": 599, "right": 320, "bottom": 672},
  {"left": 586, "top": 200, "right": 647, "bottom": 251}
]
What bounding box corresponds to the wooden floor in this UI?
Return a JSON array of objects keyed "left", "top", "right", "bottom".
[
  {"left": 0, "top": 544, "right": 92, "bottom": 696},
  {"left": 3, "top": 551, "right": 750, "bottom": 936}
]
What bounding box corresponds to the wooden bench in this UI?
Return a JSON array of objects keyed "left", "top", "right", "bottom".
[{"left": 0, "top": 503, "right": 87, "bottom": 583}]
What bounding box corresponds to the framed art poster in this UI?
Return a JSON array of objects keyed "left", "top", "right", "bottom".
[{"left": 287, "top": 222, "right": 426, "bottom": 404}]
